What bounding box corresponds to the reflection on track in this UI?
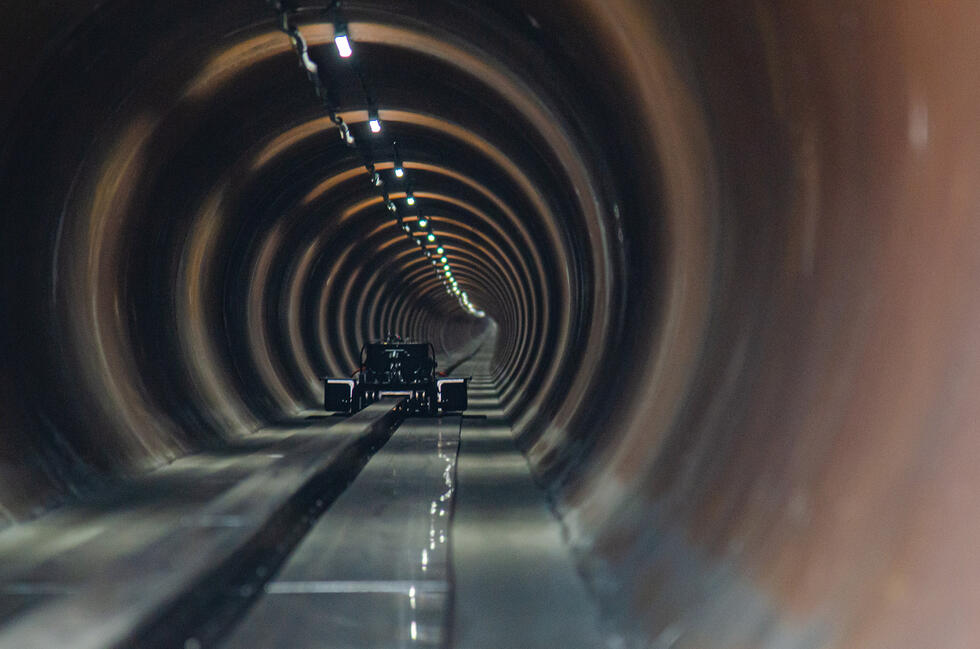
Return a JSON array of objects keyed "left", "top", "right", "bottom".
[
  {"left": 0, "top": 338, "right": 607, "bottom": 648},
  {"left": 449, "top": 346, "right": 606, "bottom": 649},
  {"left": 220, "top": 417, "right": 461, "bottom": 649}
]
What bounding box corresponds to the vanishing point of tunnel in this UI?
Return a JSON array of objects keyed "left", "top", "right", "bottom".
[{"left": 1, "top": 0, "right": 980, "bottom": 647}]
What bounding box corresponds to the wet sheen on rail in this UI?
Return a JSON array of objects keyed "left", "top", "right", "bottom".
[
  {"left": 450, "top": 344, "right": 607, "bottom": 648},
  {"left": 220, "top": 417, "right": 461, "bottom": 649}
]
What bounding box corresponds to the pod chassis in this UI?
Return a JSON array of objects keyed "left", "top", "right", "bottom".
[{"left": 324, "top": 340, "right": 468, "bottom": 415}]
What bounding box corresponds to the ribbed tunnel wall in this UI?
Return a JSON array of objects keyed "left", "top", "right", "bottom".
[{"left": 3, "top": 1, "right": 980, "bottom": 647}]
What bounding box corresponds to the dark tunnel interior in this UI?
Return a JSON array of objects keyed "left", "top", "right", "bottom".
[{"left": 2, "top": 0, "right": 980, "bottom": 646}]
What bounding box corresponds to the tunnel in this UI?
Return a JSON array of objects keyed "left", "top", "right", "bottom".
[{"left": 2, "top": 0, "right": 980, "bottom": 647}]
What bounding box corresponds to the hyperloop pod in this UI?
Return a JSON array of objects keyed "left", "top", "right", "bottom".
[{"left": 1, "top": 0, "right": 979, "bottom": 647}]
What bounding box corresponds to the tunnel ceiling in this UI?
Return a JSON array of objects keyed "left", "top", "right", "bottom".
[{"left": 1, "top": 0, "right": 663, "bottom": 503}]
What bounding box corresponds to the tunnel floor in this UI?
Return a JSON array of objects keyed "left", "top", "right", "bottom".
[{"left": 0, "top": 341, "right": 604, "bottom": 648}]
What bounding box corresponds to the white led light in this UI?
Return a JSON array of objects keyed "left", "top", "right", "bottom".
[
  {"left": 367, "top": 105, "right": 382, "bottom": 133},
  {"left": 394, "top": 167, "right": 404, "bottom": 178},
  {"left": 436, "top": 247, "right": 444, "bottom": 255},
  {"left": 335, "top": 33, "right": 352, "bottom": 58},
  {"left": 427, "top": 234, "right": 436, "bottom": 242},
  {"left": 418, "top": 219, "right": 428, "bottom": 228},
  {"left": 406, "top": 196, "right": 415, "bottom": 206}
]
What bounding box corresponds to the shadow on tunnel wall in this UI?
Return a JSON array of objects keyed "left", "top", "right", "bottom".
[{"left": 2, "top": 0, "right": 980, "bottom": 647}]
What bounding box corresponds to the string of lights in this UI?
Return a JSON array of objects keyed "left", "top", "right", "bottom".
[{"left": 267, "top": 0, "right": 484, "bottom": 318}]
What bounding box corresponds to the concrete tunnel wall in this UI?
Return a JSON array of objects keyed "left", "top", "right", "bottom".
[{"left": 1, "top": 0, "right": 980, "bottom": 647}]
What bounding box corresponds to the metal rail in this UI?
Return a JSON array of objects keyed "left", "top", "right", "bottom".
[{"left": 0, "top": 401, "right": 403, "bottom": 649}]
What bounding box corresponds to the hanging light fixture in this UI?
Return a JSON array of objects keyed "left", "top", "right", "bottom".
[
  {"left": 392, "top": 141, "right": 404, "bottom": 178},
  {"left": 368, "top": 106, "right": 382, "bottom": 133},
  {"left": 271, "top": 2, "right": 488, "bottom": 319},
  {"left": 334, "top": 19, "right": 353, "bottom": 58}
]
